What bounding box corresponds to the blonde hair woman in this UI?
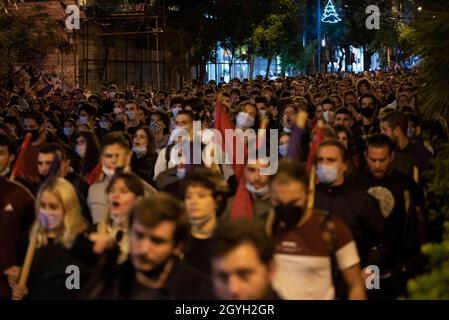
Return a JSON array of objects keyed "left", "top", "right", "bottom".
[{"left": 6, "top": 178, "right": 88, "bottom": 300}]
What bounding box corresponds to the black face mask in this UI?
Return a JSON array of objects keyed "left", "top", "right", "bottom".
[
  {"left": 360, "top": 107, "right": 375, "bottom": 119},
  {"left": 23, "top": 129, "right": 40, "bottom": 142},
  {"left": 113, "top": 121, "right": 126, "bottom": 131},
  {"left": 274, "top": 202, "right": 305, "bottom": 229}
]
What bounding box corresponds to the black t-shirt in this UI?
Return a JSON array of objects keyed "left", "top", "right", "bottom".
[
  {"left": 394, "top": 142, "right": 415, "bottom": 178},
  {"left": 27, "top": 238, "right": 88, "bottom": 300},
  {"left": 185, "top": 235, "right": 216, "bottom": 275},
  {"left": 315, "top": 183, "right": 385, "bottom": 266},
  {"left": 350, "top": 169, "right": 424, "bottom": 259}
]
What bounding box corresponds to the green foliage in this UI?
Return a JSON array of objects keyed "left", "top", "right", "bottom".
[
  {"left": 252, "top": 0, "right": 300, "bottom": 75},
  {"left": 407, "top": 143, "right": 449, "bottom": 299},
  {"left": 0, "top": 9, "right": 71, "bottom": 82},
  {"left": 0, "top": 0, "right": 20, "bottom": 14},
  {"left": 404, "top": 0, "right": 449, "bottom": 120}
]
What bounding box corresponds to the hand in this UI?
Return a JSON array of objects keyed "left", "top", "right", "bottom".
[
  {"left": 89, "top": 233, "right": 114, "bottom": 254},
  {"left": 11, "top": 283, "right": 28, "bottom": 300},
  {"left": 4, "top": 266, "right": 21, "bottom": 288}
]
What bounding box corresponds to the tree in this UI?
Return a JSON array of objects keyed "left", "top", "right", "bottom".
[
  {"left": 0, "top": 0, "right": 19, "bottom": 14},
  {"left": 252, "top": 0, "right": 300, "bottom": 79},
  {"left": 404, "top": 0, "right": 449, "bottom": 122},
  {"left": 0, "top": 7, "right": 72, "bottom": 88}
]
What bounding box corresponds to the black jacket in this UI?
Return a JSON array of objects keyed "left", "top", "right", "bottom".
[{"left": 83, "top": 258, "right": 215, "bottom": 300}]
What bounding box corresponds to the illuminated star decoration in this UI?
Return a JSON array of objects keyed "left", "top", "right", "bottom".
[{"left": 321, "top": 0, "right": 341, "bottom": 24}]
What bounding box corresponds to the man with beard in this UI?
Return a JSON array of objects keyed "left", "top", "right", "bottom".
[
  {"left": 83, "top": 193, "right": 214, "bottom": 300},
  {"left": 351, "top": 134, "right": 426, "bottom": 298},
  {"left": 380, "top": 111, "right": 431, "bottom": 186}
]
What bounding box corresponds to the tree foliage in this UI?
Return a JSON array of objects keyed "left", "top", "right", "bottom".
[{"left": 0, "top": 9, "right": 72, "bottom": 84}]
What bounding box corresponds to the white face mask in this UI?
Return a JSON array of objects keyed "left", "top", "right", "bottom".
[
  {"left": 75, "top": 145, "right": 86, "bottom": 158},
  {"left": 126, "top": 111, "right": 136, "bottom": 121},
  {"left": 99, "top": 121, "right": 111, "bottom": 130},
  {"left": 236, "top": 112, "right": 255, "bottom": 129},
  {"left": 133, "top": 146, "right": 147, "bottom": 157},
  {"left": 283, "top": 126, "right": 292, "bottom": 133},
  {"left": 259, "top": 110, "right": 267, "bottom": 118},
  {"left": 102, "top": 166, "right": 115, "bottom": 178},
  {"left": 79, "top": 116, "right": 88, "bottom": 125},
  {"left": 245, "top": 182, "right": 270, "bottom": 198},
  {"left": 172, "top": 107, "right": 181, "bottom": 117},
  {"left": 323, "top": 110, "right": 335, "bottom": 124},
  {"left": 110, "top": 213, "right": 128, "bottom": 226},
  {"left": 114, "top": 107, "right": 123, "bottom": 114},
  {"left": 189, "top": 212, "right": 215, "bottom": 228},
  {"left": 279, "top": 144, "right": 289, "bottom": 157},
  {"left": 109, "top": 92, "right": 116, "bottom": 99}
]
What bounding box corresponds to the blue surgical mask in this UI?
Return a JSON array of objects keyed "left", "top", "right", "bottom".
[
  {"left": 176, "top": 167, "right": 186, "bottom": 180},
  {"left": 79, "top": 116, "right": 88, "bottom": 124},
  {"left": 279, "top": 144, "right": 289, "bottom": 158},
  {"left": 317, "top": 164, "right": 339, "bottom": 185},
  {"left": 63, "top": 127, "right": 74, "bottom": 137}
]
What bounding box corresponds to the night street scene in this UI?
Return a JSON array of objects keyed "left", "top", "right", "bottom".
[{"left": 1, "top": 0, "right": 449, "bottom": 311}]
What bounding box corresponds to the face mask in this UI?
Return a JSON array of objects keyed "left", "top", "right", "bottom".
[
  {"left": 99, "top": 121, "right": 111, "bottom": 130},
  {"left": 1, "top": 166, "right": 10, "bottom": 177},
  {"left": 113, "top": 121, "right": 126, "bottom": 131},
  {"left": 38, "top": 211, "right": 63, "bottom": 230},
  {"left": 259, "top": 110, "right": 267, "bottom": 118},
  {"left": 246, "top": 182, "right": 270, "bottom": 198},
  {"left": 75, "top": 145, "right": 86, "bottom": 158},
  {"left": 236, "top": 112, "right": 255, "bottom": 129},
  {"left": 126, "top": 111, "right": 136, "bottom": 121},
  {"left": 79, "top": 116, "right": 88, "bottom": 124},
  {"left": 150, "top": 121, "right": 163, "bottom": 135},
  {"left": 111, "top": 213, "right": 128, "bottom": 226},
  {"left": 109, "top": 92, "right": 116, "bottom": 99},
  {"left": 23, "top": 129, "right": 40, "bottom": 142},
  {"left": 172, "top": 107, "right": 181, "bottom": 117},
  {"left": 279, "top": 144, "right": 289, "bottom": 158},
  {"left": 360, "top": 107, "right": 375, "bottom": 119},
  {"left": 114, "top": 107, "right": 123, "bottom": 114},
  {"left": 176, "top": 167, "right": 186, "bottom": 180},
  {"left": 275, "top": 203, "right": 305, "bottom": 229},
  {"left": 102, "top": 166, "right": 115, "bottom": 178},
  {"left": 322, "top": 110, "right": 335, "bottom": 124},
  {"left": 283, "top": 126, "right": 292, "bottom": 133},
  {"left": 63, "top": 127, "right": 74, "bottom": 137},
  {"left": 407, "top": 126, "right": 415, "bottom": 138},
  {"left": 133, "top": 146, "right": 147, "bottom": 157},
  {"left": 317, "top": 164, "right": 339, "bottom": 185},
  {"left": 189, "top": 213, "right": 215, "bottom": 228}
]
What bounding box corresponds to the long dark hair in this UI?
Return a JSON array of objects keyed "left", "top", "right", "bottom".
[
  {"left": 74, "top": 131, "right": 100, "bottom": 172},
  {"left": 133, "top": 126, "right": 156, "bottom": 157}
]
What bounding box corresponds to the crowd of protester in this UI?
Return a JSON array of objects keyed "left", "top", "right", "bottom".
[{"left": 0, "top": 69, "right": 438, "bottom": 300}]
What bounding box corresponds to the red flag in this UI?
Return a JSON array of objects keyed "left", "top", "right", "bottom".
[
  {"left": 306, "top": 123, "right": 324, "bottom": 176},
  {"left": 85, "top": 163, "right": 102, "bottom": 185},
  {"left": 214, "top": 101, "right": 254, "bottom": 219},
  {"left": 10, "top": 133, "right": 32, "bottom": 181}
]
